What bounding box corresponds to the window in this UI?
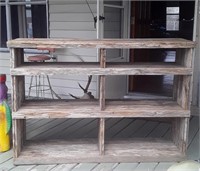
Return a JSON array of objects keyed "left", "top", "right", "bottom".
[
  {"left": 0, "top": 0, "right": 47, "bottom": 48},
  {"left": 0, "top": 5, "right": 20, "bottom": 47},
  {"left": 0, "top": 6, "right": 7, "bottom": 47},
  {"left": 166, "top": 7, "right": 180, "bottom": 31}
]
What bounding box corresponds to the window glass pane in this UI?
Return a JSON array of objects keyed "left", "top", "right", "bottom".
[
  {"left": 167, "top": 14, "right": 179, "bottom": 21},
  {"left": 0, "top": 6, "right": 7, "bottom": 47},
  {"left": 26, "top": 7, "right": 33, "bottom": 38},
  {"left": 11, "top": 5, "right": 19, "bottom": 39},
  {"left": 166, "top": 7, "right": 179, "bottom": 14},
  {"left": 166, "top": 21, "right": 179, "bottom": 31},
  {"left": 31, "top": 5, "right": 47, "bottom": 38},
  {"left": 166, "top": 14, "right": 179, "bottom": 31}
]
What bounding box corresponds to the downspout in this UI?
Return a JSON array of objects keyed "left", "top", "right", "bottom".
[
  {"left": 5, "top": 0, "right": 12, "bottom": 41},
  {"left": 97, "top": 0, "right": 100, "bottom": 98},
  {"left": 191, "top": 0, "right": 199, "bottom": 107},
  {"left": 46, "top": 0, "right": 49, "bottom": 38},
  {"left": 97, "top": 0, "right": 100, "bottom": 39}
]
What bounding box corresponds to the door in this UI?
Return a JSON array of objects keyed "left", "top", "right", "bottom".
[
  {"left": 129, "top": 1, "right": 194, "bottom": 97},
  {"left": 101, "top": 0, "right": 129, "bottom": 99}
]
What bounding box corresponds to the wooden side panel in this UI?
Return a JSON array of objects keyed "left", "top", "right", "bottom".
[
  {"left": 11, "top": 76, "right": 25, "bottom": 112},
  {"left": 174, "top": 49, "right": 193, "bottom": 110},
  {"left": 176, "top": 75, "right": 191, "bottom": 110},
  {"left": 10, "top": 48, "right": 24, "bottom": 68},
  {"left": 176, "top": 49, "right": 193, "bottom": 67},
  {"left": 11, "top": 47, "right": 25, "bottom": 111},
  {"left": 11, "top": 48, "right": 26, "bottom": 158},
  {"left": 172, "top": 49, "right": 192, "bottom": 154},
  {"left": 172, "top": 118, "right": 189, "bottom": 154},
  {"left": 13, "top": 119, "right": 25, "bottom": 158}
]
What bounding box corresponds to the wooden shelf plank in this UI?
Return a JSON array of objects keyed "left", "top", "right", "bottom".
[
  {"left": 12, "top": 99, "right": 190, "bottom": 119},
  {"left": 7, "top": 38, "right": 195, "bottom": 49},
  {"left": 10, "top": 62, "right": 192, "bottom": 76},
  {"left": 14, "top": 138, "right": 185, "bottom": 165}
]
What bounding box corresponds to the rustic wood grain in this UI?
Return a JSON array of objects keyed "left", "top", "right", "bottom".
[
  {"left": 10, "top": 48, "right": 24, "bottom": 68},
  {"left": 12, "top": 76, "right": 25, "bottom": 112},
  {"left": 12, "top": 100, "right": 190, "bottom": 119},
  {"left": 176, "top": 49, "right": 193, "bottom": 67},
  {"left": 11, "top": 47, "right": 25, "bottom": 112},
  {"left": 176, "top": 76, "right": 191, "bottom": 110},
  {"left": 98, "top": 118, "right": 105, "bottom": 155},
  {"left": 7, "top": 38, "right": 195, "bottom": 49},
  {"left": 100, "top": 49, "right": 106, "bottom": 110},
  {"left": 172, "top": 118, "right": 189, "bottom": 154},
  {"left": 173, "top": 49, "right": 193, "bottom": 110},
  {"left": 13, "top": 138, "right": 185, "bottom": 165},
  {"left": 13, "top": 119, "right": 25, "bottom": 158},
  {"left": 11, "top": 48, "right": 26, "bottom": 160},
  {"left": 10, "top": 62, "right": 192, "bottom": 76},
  {"left": 10, "top": 38, "right": 194, "bottom": 163},
  {"left": 99, "top": 76, "right": 105, "bottom": 110}
]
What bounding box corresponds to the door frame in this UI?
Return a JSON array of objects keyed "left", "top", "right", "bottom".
[{"left": 96, "top": 0, "right": 131, "bottom": 98}]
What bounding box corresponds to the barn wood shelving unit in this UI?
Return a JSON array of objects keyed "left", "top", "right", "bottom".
[{"left": 7, "top": 38, "right": 195, "bottom": 164}]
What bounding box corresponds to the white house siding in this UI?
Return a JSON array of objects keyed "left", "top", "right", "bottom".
[{"left": 48, "top": 0, "right": 98, "bottom": 99}]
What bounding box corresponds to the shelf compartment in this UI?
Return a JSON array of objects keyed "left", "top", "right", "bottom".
[
  {"left": 10, "top": 62, "right": 192, "bottom": 76},
  {"left": 13, "top": 138, "right": 185, "bottom": 165},
  {"left": 12, "top": 99, "right": 190, "bottom": 119}
]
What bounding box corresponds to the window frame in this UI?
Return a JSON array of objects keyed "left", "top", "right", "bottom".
[
  {"left": 0, "top": 0, "right": 48, "bottom": 50},
  {"left": 166, "top": 6, "right": 180, "bottom": 31}
]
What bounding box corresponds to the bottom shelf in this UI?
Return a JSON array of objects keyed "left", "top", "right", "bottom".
[{"left": 14, "top": 138, "right": 185, "bottom": 164}]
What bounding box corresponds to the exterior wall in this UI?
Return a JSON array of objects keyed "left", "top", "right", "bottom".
[{"left": 48, "top": 0, "right": 98, "bottom": 99}]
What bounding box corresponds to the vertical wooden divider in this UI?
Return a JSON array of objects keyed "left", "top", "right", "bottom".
[
  {"left": 99, "top": 48, "right": 106, "bottom": 110},
  {"left": 11, "top": 48, "right": 26, "bottom": 158},
  {"left": 98, "top": 48, "right": 106, "bottom": 155},
  {"left": 172, "top": 48, "right": 193, "bottom": 153},
  {"left": 98, "top": 118, "right": 105, "bottom": 155}
]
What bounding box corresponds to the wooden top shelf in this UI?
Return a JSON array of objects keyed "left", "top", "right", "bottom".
[
  {"left": 12, "top": 99, "right": 190, "bottom": 119},
  {"left": 11, "top": 62, "right": 192, "bottom": 76},
  {"left": 7, "top": 38, "right": 195, "bottom": 49}
]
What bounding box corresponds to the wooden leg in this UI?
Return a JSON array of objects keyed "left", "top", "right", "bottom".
[
  {"left": 98, "top": 118, "right": 105, "bottom": 155},
  {"left": 172, "top": 118, "right": 189, "bottom": 154},
  {"left": 13, "top": 119, "right": 25, "bottom": 158}
]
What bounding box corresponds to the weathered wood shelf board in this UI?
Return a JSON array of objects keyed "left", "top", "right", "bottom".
[
  {"left": 14, "top": 139, "right": 185, "bottom": 165},
  {"left": 12, "top": 99, "right": 190, "bottom": 119},
  {"left": 10, "top": 62, "right": 192, "bottom": 76},
  {"left": 7, "top": 38, "right": 195, "bottom": 49},
  {"left": 7, "top": 38, "right": 195, "bottom": 164}
]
